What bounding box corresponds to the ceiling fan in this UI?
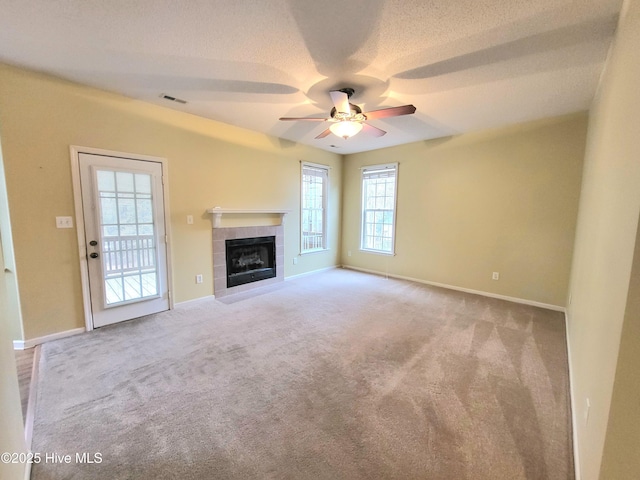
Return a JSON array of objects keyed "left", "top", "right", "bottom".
[{"left": 279, "top": 88, "right": 416, "bottom": 140}]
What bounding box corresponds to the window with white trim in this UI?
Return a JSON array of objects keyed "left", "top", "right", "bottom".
[
  {"left": 361, "top": 163, "right": 398, "bottom": 254},
  {"left": 301, "top": 162, "right": 329, "bottom": 252}
]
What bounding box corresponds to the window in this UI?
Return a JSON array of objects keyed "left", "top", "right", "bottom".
[
  {"left": 361, "top": 163, "right": 398, "bottom": 254},
  {"left": 301, "top": 162, "right": 329, "bottom": 252}
]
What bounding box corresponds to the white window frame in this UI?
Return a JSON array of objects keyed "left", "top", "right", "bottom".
[
  {"left": 300, "top": 161, "right": 329, "bottom": 254},
  {"left": 360, "top": 163, "right": 398, "bottom": 255}
]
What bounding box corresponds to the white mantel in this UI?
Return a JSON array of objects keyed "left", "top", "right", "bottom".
[{"left": 207, "top": 208, "right": 291, "bottom": 228}]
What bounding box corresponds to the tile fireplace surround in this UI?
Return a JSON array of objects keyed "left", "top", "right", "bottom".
[{"left": 212, "top": 225, "right": 285, "bottom": 298}]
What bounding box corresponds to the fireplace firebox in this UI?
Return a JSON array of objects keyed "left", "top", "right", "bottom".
[{"left": 225, "top": 236, "right": 276, "bottom": 288}]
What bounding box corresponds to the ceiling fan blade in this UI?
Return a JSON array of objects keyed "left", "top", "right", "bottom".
[
  {"left": 364, "top": 105, "right": 416, "bottom": 120},
  {"left": 329, "top": 90, "right": 351, "bottom": 115},
  {"left": 279, "top": 117, "right": 327, "bottom": 121},
  {"left": 363, "top": 123, "right": 387, "bottom": 137},
  {"left": 315, "top": 128, "right": 332, "bottom": 139}
]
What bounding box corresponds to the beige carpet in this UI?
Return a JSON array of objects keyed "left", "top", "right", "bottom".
[{"left": 32, "top": 269, "right": 574, "bottom": 479}]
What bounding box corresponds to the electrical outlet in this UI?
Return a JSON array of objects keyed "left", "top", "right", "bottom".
[
  {"left": 196, "top": 274, "right": 203, "bottom": 284},
  {"left": 56, "top": 216, "right": 74, "bottom": 229},
  {"left": 348, "top": 250, "right": 352, "bottom": 257},
  {"left": 492, "top": 272, "right": 500, "bottom": 280},
  {"left": 187, "top": 215, "right": 194, "bottom": 224}
]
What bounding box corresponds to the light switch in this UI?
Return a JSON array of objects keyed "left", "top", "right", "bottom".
[
  {"left": 56, "top": 216, "right": 74, "bottom": 229},
  {"left": 187, "top": 215, "right": 194, "bottom": 224}
]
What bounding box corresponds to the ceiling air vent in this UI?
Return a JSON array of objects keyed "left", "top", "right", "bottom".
[{"left": 159, "top": 94, "right": 187, "bottom": 104}]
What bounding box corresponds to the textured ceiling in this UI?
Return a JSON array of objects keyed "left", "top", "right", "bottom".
[{"left": 0, "top": 0, "right": 623, "bottom": 154}]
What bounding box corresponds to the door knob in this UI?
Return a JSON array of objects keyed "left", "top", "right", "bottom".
[{"left": 89, "top": 252, "right": 99, "bottom": 259}]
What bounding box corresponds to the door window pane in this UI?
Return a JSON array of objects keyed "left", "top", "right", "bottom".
[
  {"left": 97, "top": 170, "right": 115, "bottom": 192},
  {"left": 97, "top": 169, "right": 159, "bottom": 306},
  {"left": 116, "top": 172, "right": 134, "bottom": 192},
  {"left": 135, "top": 173, "right": 151, "bottom": 194}
]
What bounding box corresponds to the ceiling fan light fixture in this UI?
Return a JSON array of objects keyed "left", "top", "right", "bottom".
[
  {"left": 329, "top": 120, "right": 363, "bottom": 139},
  {"left": 279, "top": 88, "right": 415, "bottom": 142}
]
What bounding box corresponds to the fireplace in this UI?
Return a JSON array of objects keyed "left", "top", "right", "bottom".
[
  {"left": 225, "top": 236, "right": 276, "bottom": 288},
  {"left": 212, "top": 224, "right": 284, "bottom": 298}
]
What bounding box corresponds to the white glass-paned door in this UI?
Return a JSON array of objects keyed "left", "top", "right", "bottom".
[{"left": 79, "top": 153, "right": 169, "bottom": 328}]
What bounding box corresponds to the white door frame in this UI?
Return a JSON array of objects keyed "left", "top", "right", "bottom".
[{"left": 70, "top": 145, "right": 174, "bottom": 332}]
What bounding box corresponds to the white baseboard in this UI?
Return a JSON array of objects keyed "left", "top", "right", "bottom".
[
  {"left": 24, "top": 345, "right": 40, "bottom": 451},
  {"left": 285, "top": 265, "right": 339, "bottom": 281},
  {"left": 13, "top": 327, "right": 85, "bottom": 350},
  {"left": 564, "top": 310, "right": 581, "bottom": 480},
  {"left": 174, "top": 295, "right": 216, "bottom": 307},
  {"left": 24, "top": 460, "right": 31, "bottom": 480},
  {"left": 342, "top": 265, "right": 565, "bottom": 312}
]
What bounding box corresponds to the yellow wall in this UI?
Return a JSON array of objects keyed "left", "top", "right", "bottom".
[
  {"left": 566, "top": 0, "right": 640, "bottom": 478},
  {"left": 599, "top": 208, "right": 640, "bottom": 479},
  {"left": 0, "top": 63, "right": 342, "bottom": 340},
  {"left": 342, "top": 114, "right": 586, "bottom": 307}
]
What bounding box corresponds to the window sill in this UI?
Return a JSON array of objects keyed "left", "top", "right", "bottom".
[
  {"left": 300, "top": 248, "right": 330, "bottom": 256},
  {"left": 359, "top": 248, "right": 395, "bottom": 256}
]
